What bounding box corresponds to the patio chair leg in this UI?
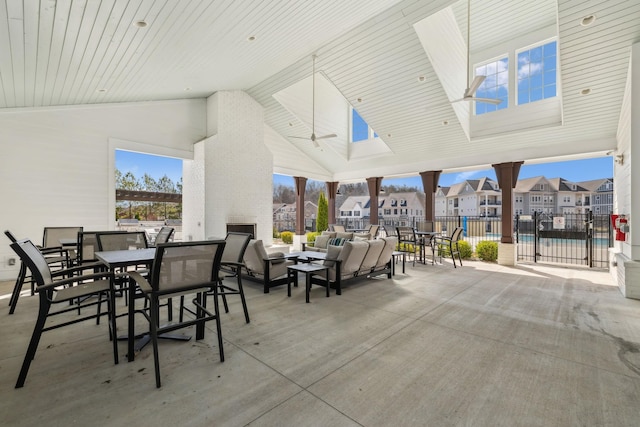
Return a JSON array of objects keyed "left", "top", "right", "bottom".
[
  {"left": 237, "top": 276, "right": 250, "bottom": 324},
  {"left": 195, "top": 292, "right": 205, "bottom": 340},
  {"left": 212, "top": 287, "right": 224, "bottom": 362},
  {"left": 16, "top": 298, "right": 50, "bottom": 388},
  {"left": 149, "top": 296, "right": 161, "bottom": 388},
  {"left": 219, "top": 281, "right": 230, "bottom": 313},
  {"left": 108, "top": 291, "right": 119, "bottom": 364}
]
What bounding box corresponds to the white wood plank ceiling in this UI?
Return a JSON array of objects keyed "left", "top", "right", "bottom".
[{"left": 2, "top": 0, "right": 639, "bottom": 181}]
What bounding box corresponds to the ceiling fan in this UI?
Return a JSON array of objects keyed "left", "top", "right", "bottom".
[
  {"left": 289, "top": 54, "right": 337, "bottom": 148},
  {"left": 450, "top": 0, "right": 501, "bottom": 105}
]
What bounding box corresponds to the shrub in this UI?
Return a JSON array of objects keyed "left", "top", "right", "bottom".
[
  {"left": 280, "top": 231, "right": 293, "bottom": 244},
  {"left": 306, "top": 231, "right": 321, "bottom": 243},
  {"left": 457, "top": 240, "right": 473, "bottom": 259},
  {"left": 476, "top": 241, "right": 498, "bottom": 262},
  {"left": 317, "top": 192, "right": 328, "bottom": 232},
  {"left": 273, "top": 226, "right": 280, "bottom": 239},
  {"left": 396, "top": 242, "right": 418, "bottom": 253}
]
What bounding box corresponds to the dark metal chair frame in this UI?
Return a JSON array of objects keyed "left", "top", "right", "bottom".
[
  {"left": 396, "top": 226, "right": 420, "bottom": 267},
  {"left": 152, "top": 226, "right": 175, "bottom": 246},
  {"left": 9, "top": 238, "right": 119, "bottom": 388},
  {"left": 216, "top": 232, "right": 252, "bottom": 323},
  {"left": 127, "top": 240, "right": 226, "bottom": 388},
  {"left": 433, "top": 227, "right": 464, "bottom": 268},
  {"left": 5, "top": 230, "right": 69, "bottom": 314}
]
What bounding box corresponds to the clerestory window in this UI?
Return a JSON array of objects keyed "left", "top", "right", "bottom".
[
  {"left": 474, "top": 56, "right": 509, "bottom": 115},
  {"left": 351, "top": 108, "right": 378, "bottom": 142},
  {"left": 517, "top": 40, "right": 557, "bottom": 105}
]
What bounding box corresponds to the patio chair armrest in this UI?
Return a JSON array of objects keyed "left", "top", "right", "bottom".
[
  {"left": 41, "top": 246, "right": 65, "bottom": 254},
  {"left": 221, "top": 261, "right": 244, "bottom": 268},
  {"left": 51, "top": 262, "right": 106, "bottom": 277},
  {"left": 128, "top": 271, "right": 152, "bottom": 293},
  {"left": 43, "top": 271, "right": 115, "bottom": 290}
]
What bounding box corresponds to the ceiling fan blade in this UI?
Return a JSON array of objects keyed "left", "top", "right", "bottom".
[
  {"left": 312, "top": 139, "right": 320, "bottom": 148},
  {"left": 315, "top": 133, "right": 337, "bottom": 140},
  {"left": 467, "top": 75, "right": 486, "bottom": 96},
  {"left": 288, "top": 135, "right": 310, "bottom": 140},
  {"left": 472, "top": 97, "right": 502, "bottom": 105},
  {"left": 450, "top": 96, "right": 502, "bottom": 105}
]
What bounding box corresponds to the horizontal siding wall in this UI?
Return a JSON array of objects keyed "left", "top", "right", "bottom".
[{"left": 0, "top": 99, "right": 207, "bottom": 280}]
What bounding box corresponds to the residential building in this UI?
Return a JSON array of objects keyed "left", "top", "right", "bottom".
[
  {"left": 579, "top": 179, "right": 615, "bottom": 215},
  {"left": 515, "top": 176, "right": 614, "bottom": 215},
  {"left": 436, "top": 178, "right": 501, "bottom": 217},
  {"left": 338, "top": 192, "right": 425, "bottom": 225},
  {"left": 272, "top": 201, "right": 318, "bottom": 232}
]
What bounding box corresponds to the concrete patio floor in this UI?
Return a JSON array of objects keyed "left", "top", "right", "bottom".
[{"left": 1, "top": 259, "right": 639, "bottom": 426}]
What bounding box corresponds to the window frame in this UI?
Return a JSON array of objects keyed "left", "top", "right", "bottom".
[
  {"left": 350, "top": 107, "right": 378, "bottom": 143},
  {"left": 515, "top": 38, "right": 558, "bottom": 106},
  {"left": 473, "top": 54, "right": 509, "bottom": 116}
]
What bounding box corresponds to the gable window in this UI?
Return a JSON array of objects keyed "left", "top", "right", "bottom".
[
  {"left": 351, "top": 108, "right": 378, "bottom": 142},
  {"left": 517, "top": 40, "right": 557, "bottom": 105},
  {"left": 474, "top": 56, "right": 509, "bottom": 115}
]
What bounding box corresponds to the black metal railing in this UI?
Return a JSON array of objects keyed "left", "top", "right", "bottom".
[
  {"left": 515, "top": 211, "right": 612, "bottom": 268},
  {"left": 316, "top": 213, "right": 612, "bottom": 269}
]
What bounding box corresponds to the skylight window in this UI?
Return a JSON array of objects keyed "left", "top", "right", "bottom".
[
  {"left": 474, "top": 57, "right": 509, "bottom": 115},
  {"left": 517, "top": 40, "right": 557, "bottom": 105},
  {"left": 351, "top": 108, "right": 377, "bottom": 142}
]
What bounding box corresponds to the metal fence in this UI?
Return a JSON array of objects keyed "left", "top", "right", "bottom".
[
  {"left": 335, "top": 213, "right": 612, "bottom": 269},
  {"left": 516, "top": 212, "right": 612, "bottom": 268}
]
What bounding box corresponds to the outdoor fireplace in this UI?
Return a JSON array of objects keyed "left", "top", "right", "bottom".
[{"left": 226, "top": 223, "right": 256, "bottom": 238}]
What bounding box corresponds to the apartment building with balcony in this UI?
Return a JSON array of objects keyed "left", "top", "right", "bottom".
[
  {"left": 515, "top": 176, "right": 613, "bottom": 215},
  {"left": 436, "top": 178, "right": 502, "bottom": 217},
  {"left": 273, "top": 201, "right": 318, "bottom": 232},
  {"left": 337, "top": 192, "right": 425, "bottom": 222}
]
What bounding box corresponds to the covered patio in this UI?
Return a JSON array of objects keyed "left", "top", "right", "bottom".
[
  {"left": 1, "top": 0, "right": 640, "bottom": 424},
  {"left": 1, "top": 260, "right": 639, "bottom": 426}
]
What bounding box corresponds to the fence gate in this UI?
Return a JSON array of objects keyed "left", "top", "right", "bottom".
[{"left": 516, "top": 212, "right": 612, "bottom": 268}]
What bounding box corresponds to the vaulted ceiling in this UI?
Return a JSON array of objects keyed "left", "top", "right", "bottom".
[{"left": 2, "top": 0, "right": 638, "bottom": 182}]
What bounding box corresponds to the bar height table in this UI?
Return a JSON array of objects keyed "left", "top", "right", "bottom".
[{"left": 95, "top": 248, "right": 166, "bottom": 361}]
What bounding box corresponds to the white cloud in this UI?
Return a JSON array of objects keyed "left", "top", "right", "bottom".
[
  {"left": 454, "top": 170, "right": 478, "bottom": 182},
  {"left": 518, "top": 58, "right": 543, "bottom": 79}
]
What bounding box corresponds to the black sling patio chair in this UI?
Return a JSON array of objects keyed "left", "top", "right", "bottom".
[
  {"left": 433, "top": 227, "right": 465, "bottom": 268},
  {"left": 152, "top": 226, "right": 175, "bottom": 246},
  {"left": 127, "top": 240, "right": 226, "bottom": 388},
  {"left": 4, "top": 230, "right": 70, "bottom": 314},
  {"left": 180, "top": 232, "right": 251, "bottom": 323},
  {"left": 9, "top": 238, "right": 119, "bottom": 388},
  {"left": 213, "top": 232, "right": 252, "bottom": 323}
]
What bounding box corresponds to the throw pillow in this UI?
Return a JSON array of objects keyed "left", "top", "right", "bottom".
[
  {"left": 314, "top": 234, "right": 331, "bottom": 249},
  {"left": 328, "top": 237, "right": 346, "bottom": 247},
  {"left": 353, "top": 233, "right": 371, "bottom": 241},
  {"left": 324, "top": 245, "right": 342, "bottom": 267},
  {"left": 336, "top": 232, "right": 353, "bottom": 240}
]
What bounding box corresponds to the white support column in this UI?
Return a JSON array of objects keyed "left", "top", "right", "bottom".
[{"left": 611, "top": 42, "right": 640, "bottom": 298}]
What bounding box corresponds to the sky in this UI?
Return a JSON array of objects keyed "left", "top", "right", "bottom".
[
  {"left": 116, "top": 150, "right": 183, "bottom": 184},
  {"left": 115, "top": 150, "right": 612, "bottom": 190}
]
